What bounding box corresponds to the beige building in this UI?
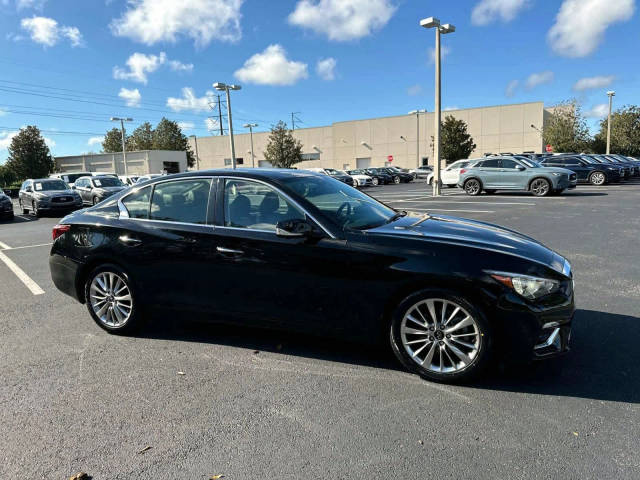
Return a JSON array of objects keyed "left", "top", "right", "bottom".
[
  {"left": 189, "top": 101, "right": 551, "bottom": 171},
  {"left": 54, "top": 150, "right": 188, "bottom": 175}
]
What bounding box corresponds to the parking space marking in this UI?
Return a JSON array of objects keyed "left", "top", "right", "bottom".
[
  {"left": 6, "top": 242, "right": 53, "bottom": 250},
  {"left": 387, "top": 199, "right": 536, "bottom": 206},
  {"left": 0, "top": 240, "right": 11, "bottom": 250},
  {"left": 0, "top": 250, "right": 45, "bottom": 295},
  {"left": 406, "top": 208, "right": 495, "bottom": 213}
]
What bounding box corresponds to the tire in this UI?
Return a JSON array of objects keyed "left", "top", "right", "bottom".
[
  {"left": 19, "top": 199, "right": 28, "bottom": 215},
  {"left": 463, "top": 178, "right": 482, "bottom": 196},
  {"left": 92, "top": 196, "right": 100, "bottom": 205},
  {"left": 530, "top": 178, "right": 551, "bottom": 197},
  {"left": 428, "top": 177, "right": 433, "bottom": 186},
  {"left": 589, "top": 171, "right": 606, "bottom": 186},
  {"left": 389, "top": 289, "right": 492, "bottom": 383},
  {"left": 84, "top": 263, "right": 141, "bottom": 334},
  {"left": 412, "top": 173, "right": 418, "bottom": 180},
  {"left": 484, "top": 189, "right": 496, "bottom": 194},
  {"left": 393, "top": 176, "right": 401, "bottom": 185},
  {"left": 372, "top": 177, "right": 379, "bottom": 186},
  {"left": 32, "top": 201, "right": 40, "bottom": 217}
]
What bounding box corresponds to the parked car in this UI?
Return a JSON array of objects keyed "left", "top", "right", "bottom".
[
  {"left": 348, "top": 169, "right": 384, "bottom": 186},
  {"left": 364, "top": 168, "right": 394, "bottom": 184},
  {"left": 119, "top": 175, "right": 141, "bottom": 186},
  {"left": 305, "top": 168, "right": 355, "bottom": 186},
  {"left": 74, "top": 175, "right": 127, "bottom": 206},
  {"left": 409, "top": 166, "right": 433, "bottom": 179},
  {"left": 607, "top": 154, "right": 640, "bottom": 177},
  {"left": 18, "top": 178, "right": 82, "bottom": 216},
  {"left": 458, "top": 156, "right": 577, "bottom": 196},
  {"left": 341, "top": 170, "right": 373, "bottom": 187},
  {"left": 49, "top": 172, "right": 92, "bottom": 189},
  {"left": 0, "top": 190, "right": 14, "bottom": 220},
  {"left": 135, "top": 174, "right": 164, "bottom": 184},
  {"left": 379, "top": 167, "right": 413, "bottom": 184},
  {"left": 49, "top": 168, "right": 574, "bottom": 383},
  {"left": 426, "top": 159, "right": 480, "bottom": 187},
  {"left": 539, "top": 155, "right": 619, "bottom": 185},
  {"left": 591, "top": 155, "right": 632, "bottom": 179}
]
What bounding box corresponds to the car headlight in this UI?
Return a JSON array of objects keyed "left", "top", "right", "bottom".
[
  {"left": 551, "top": 172, "right": 562, "bottom": 176},
  {"left": 488, "top": 272, "right": 559, "bottom": 300}
]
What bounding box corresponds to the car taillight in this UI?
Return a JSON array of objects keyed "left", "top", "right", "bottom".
[
  {"left": 52, "top": 224, "right": 71, "bottom": 241},
  {"left": 459, "top": 169, "right": 467, "bottom": 174}
]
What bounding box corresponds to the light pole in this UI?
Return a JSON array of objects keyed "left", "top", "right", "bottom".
[
  {"left": 189, "top": 135, "right": 200, "bottom": 170},
  {"left": 243, "top": 123, "right": 258, "bottom": 168},
  {"left": 606, "top": 90, "right": 615, "bottom": 154},
  {"left": 213, "top": 82, "right": 242, "bottom": 169},
  {"left": 409, "top": 109, "right": 426, "bottom": 168},
  {"left": 110, "top": 117, "right": 133, "bottom": 175},
  {"left": 421, "top": 17, "right": 455, "bottom": 196}
]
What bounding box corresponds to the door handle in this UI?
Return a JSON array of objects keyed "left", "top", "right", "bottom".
[
  {"left": 216, "top": 246, "right": 243, "bottom": 256},
  {"left": 119, "top": 235, "right": 142, "bottom": 246}
]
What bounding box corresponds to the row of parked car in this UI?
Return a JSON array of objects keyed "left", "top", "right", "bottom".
[
  {"left": 307, "top": 165, "right": 430, "bottom": 186},
  {"left": 424, "top": 153, "right": 639, "bottom": 196}
]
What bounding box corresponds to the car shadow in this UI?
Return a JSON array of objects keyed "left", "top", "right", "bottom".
[
  {"left": 469, "top": 309, "right": 640, "bottom": 403},
  {"left": 487, "top": 191, "right": 608, "bottom": 197}
]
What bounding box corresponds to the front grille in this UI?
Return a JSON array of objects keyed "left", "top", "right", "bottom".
[{"left": 52, "top": 196, "right": 72, "bottom": 203}]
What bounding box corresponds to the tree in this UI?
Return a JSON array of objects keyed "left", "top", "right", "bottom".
[
  {"left": 127, "top": 122, "right": 154, "bottom": 151},
  {"left": 152, "top": 118, "right": 195, "bottom": 167},
  {"left": 5, "top": 126, "right": 54, "bottom": 179},
  {"left": 263, "top": 121, "right": 303, "bottom": 168},
  {"left": 593, "top": 105, "right": 640, "bottom": 156},
  {"left": 441, "top": 115, "right": 476, "bottom": 163},
  {"left": 542, "top": 100, "right": 591, "bottom": 153},
  {"left": 0, "top": 164, "right": 16, "bottom": 187},
  {"left": 102, "top": 128, "right": 126, "bottom": 153}
]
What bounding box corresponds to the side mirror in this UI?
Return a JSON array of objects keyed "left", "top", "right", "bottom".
[
  {"left": 517, "top": 166, "right": 526, "bottom": 171},
  {"left": 276, "top": 218, "right": 313, "bottom": 238},
  {"left": 26, "top": 186, "right": 33, "bottom": 192},
  {"left": 71, "top": 185, "right": 76, "bottom": 189}
]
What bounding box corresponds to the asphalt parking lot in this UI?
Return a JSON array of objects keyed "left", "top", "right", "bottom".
[{"left": 1, "top": 181, "right": 639, "bottom": 479}]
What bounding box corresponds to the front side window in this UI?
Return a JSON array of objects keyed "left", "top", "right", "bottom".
[
  {"left": 224, "top": 179, "right": 305, "bottom": 231},
  {"left": 150, "top": 179, "right": 211, "bottom": 224},
  {"left": 500, "top": 159, "right": 518, "bottom": 169},
  {"left": 122, "top": 186, "right": 151, "bottom": 219}
]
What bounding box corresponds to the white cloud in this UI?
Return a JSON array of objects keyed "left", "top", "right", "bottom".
[
  {"left": 167, "top": 87, "right": 213, "bottom": 113},
  {"left": 505, "top": 79, "right": 519, "bottom": 97},
  {"left": 471, "top": 0, "right": 530, "bottom": 26},
  {"left": 44, "top": 136, "right": 55, "bottom": 148},
  {"left": 16, "top": 0, "right": 47, "bottom": 10},
  {"left": 0, "top": 130, "right": 18, "bottom": 150},
  {"left": 20, "top": 16, "right": 84, "bottom": 47},
  {"left": 573, "top": 75, "right": 615, "bottom": 91},
  {"left": 234, "top": 44, "right": 308, "bottom": 86},
  {"left": 110, "top": 0, "right": 243, "bottom": 47},
  {"left": 548, "top": 0, "right": 635, "bottom": 57},
  {"left": 525, "top": 71, "right": 554, "bottom": 89},
  {"left": 177, "top": 121, "right": 195, "bottom": 131},
  {"left": 585, "top": 103, "right": 609, "bottom": 118},
  {"left": 407, "top": 84, "right": 422, "bottom": 96},
  {"left": 428, "top": 44, "right": 450, "bottom": 63},
  {"left": 113, "top": 52, "right": 166, "bottom": 84},
  {"left": 288, "top": 0, "right": 396, "bottom": 41},
  {"left": 118, "top": 87, "right": 142, "bottom": 107},
  {"left": 88, "top": 136, "right": 104, "bottom": 146},
  {"left": 168, "top": 59, "right": 194, "bottom": 72},
  {"left": 316, "top": 57, "right": 336, "bottom": 81},
  {"left": 0, "top": 107, "right": 7, "bottom": 116},
  {"left": 444, "top": 106, "right": 459, "bottom": 111}
]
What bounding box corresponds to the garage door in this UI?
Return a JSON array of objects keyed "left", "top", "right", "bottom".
[{"left": 356, "top": 157, "right": 371, "bottom": 168}]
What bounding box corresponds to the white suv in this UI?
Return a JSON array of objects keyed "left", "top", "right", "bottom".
[{"left": 427, "top": 159, "right": 480, "bottom": 187}]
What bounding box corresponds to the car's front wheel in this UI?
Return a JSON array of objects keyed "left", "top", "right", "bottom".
[
  {"left": 372, "top": 177, "right": 379, "bottom": 186},
  {"left": 463, "top": 179, "right": 482, "bottom": 196},
  {"left": 19, "top": 199, "right": 28, "bottom": 215},
  {"left": 31, "top": 201, "right": 40, "bottom": 217},
  {"left": 589, "top": 171, "right": 606, "bottom": 185},
  {"left": 85, "top": 264, "right": 141, "bottom": 334},
  {"left": 393, "top": 176, "right": 401, "bottom": 184},
  {"left": 390, "top": 290, "right": 492, "bottom": 383},
  {"left": 530, "top": 178, "right": 551, "bottom": 197}
]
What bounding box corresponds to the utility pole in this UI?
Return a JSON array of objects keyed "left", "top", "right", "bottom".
[
  {"left": 291, "top": 112, "right": 301, "bottom": 131},
  {"left": 110, "top": 117, "right": 133, "bottom": 175},
  {"left": 189, "top": 135, "right": 200, "bottom": 170},
  {"left": 243, "top": 123, "right": 258, "bottom": 168},
  {"left": 409, "top": 109, "right": 426, "bottom": 167},
  {"left": 217, "top": 95, "right": 224, "bottom": 135},
  {"left": 214, "top": 82, "right": 242, "bottom": 169},
  {"left": 606, "top": 91, "right": 615, "bottom": 154}
]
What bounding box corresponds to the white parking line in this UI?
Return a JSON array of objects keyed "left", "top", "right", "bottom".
[
  {"left": 0, "top": 250, "right": 45, "bottom": 295},
  {"left": 0, "top": 240, "right": 11, "bottom": 250},
  {"left": 387, "top": 200, "right": 536, "bottom": 206},
  {"left": 407, "top": 208, "right": 495, "bottom": 214},
  {"left": 6, "top": 242, "right": 53, "bottom": 250}
]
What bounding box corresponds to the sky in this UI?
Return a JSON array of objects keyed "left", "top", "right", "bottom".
[{"left": 0, "top": 0, "right": 638, "bottom": 160}]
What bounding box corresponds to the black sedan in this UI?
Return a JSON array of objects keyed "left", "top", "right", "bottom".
[
  {"left": 49, "top": 169, "right": 574, "bottom": 383},
  {"left": 0, "top": 190, "right": 14, "bottom": 220},
  {"left": 539, "top": 155, "right": 620, "bottom": 185},
  {"left": 379, "top": 167, "right": 414, "bottom": 184}
]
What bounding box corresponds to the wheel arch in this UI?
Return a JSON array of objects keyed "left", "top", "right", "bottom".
[
  {"left": 527, "top": 175, "right": 553, "bottom": 190},
  {"left": 463, "top": 176, "right": 484, "bottom": 188},
  {"left": 75, "top": 255, "right": 130, "bottom": 304}
]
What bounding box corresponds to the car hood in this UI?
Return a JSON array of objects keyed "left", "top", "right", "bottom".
[
  {"left": 525, "top": 167, "right": 575, "bottom": 175},
  {"left": 367, "top": 213, "right": 563, "bottom": 270}
]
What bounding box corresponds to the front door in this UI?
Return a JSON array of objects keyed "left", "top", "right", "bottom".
[{"left": 497, "top": 159, "right": 526, "bottom": 188}]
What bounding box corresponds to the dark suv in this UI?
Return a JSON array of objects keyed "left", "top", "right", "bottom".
[
  {"left": 540, "top": 155, "right": 620, "bottom": 185},
  {"left": 379, "top": 167, "right": 413, "bottom": 184},
  {"left": 19, "top": 178, "right": 82, "bottom": 217}
]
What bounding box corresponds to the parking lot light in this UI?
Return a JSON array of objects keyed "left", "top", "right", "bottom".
[
  {"left": 409, "top": 109, "right": 427, "bottom": 168},
  {"left": 606, "top": 91, "right": 615, "bottom": 155},
  {"left": 243, "top": 123, "right": 258, "bottom": 168},
  {"left": 214, "top": 82, "right": 242, "bottom": 168},
  {"left": 110, "top": 117, "right": 133, "bottom": 176}
]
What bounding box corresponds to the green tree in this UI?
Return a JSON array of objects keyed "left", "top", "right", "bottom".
[
  {"left": 152, "top": 118, "right": 195, "bottom": 167},
  {"left": 102, "top": 128, "right": 126, "bottom": 153},
  {"left": 127, "top": 122, "right": 154, "bottom": 151},
  {"left": 5, "top": 126, "right": 54, "bottom": 179},
  {"left": 542, "top": 100, "right": 591, "bottom": 153},
  {"left": 441, "top": 115, "right": 476, "bottom": 163},
  {"left": 0, "top": 163, "right": 17, "bottom": 187},
  {"left": 263, "top": 121, "right": 303, "bottom": 168},
  {"left": 593, "top": 105, "right": 640, "bottom": 156}
]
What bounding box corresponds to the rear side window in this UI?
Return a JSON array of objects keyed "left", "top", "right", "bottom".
[
  {"left": 150, "top": 179, "right": 211, "bottom": 224},
  {"left": 480, "top": 159, "right": 500, "bottom": 168},
  {"left": 122, "top": 186, "right": 151, "bottom": 219}
]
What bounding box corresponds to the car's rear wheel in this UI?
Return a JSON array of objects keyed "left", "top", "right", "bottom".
[
  {"left": 92, "top": 196, "right": 99, "bottom": 205},
  {"left": 393, "top": 176, "right": 401, "bottom": 185},
  {"left": 463, "top": 179, "right": 481, "bottom": 196},
  {"left": 372, "top": 177, "right": 379, "bottom": 186},
  {"left": 85, "top": 264, "right": 141, "bottom": 334},
  {"left": 390, "top": 289, "right": 492, "bottom": 383},
  {"left": 589, "top": 171, "right": 606, "bottom": 185},
  {"left": 530, "top": 178, "right": 551, "bottom": 197}
]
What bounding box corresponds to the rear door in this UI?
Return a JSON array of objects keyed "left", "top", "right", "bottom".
[{"left": 476, "top": 159, "right": 501, "bottom": 188}]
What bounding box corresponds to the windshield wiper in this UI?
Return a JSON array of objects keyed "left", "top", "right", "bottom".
[{"left": 386, "top": 210, "right": 407, "bottom": 224}]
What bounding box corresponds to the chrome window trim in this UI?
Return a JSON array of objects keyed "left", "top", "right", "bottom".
[{"left": 220, "top": 176, "right": 336, "bottom": 239}]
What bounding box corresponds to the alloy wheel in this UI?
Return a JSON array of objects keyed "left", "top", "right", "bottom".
[
  {"left": 32, "top": 201, "right": 38, "bottom": 216},
  {"left": 590, "top": 172, "right": 605, "bottom": 185},
  {"left": 464, "top": 179, "right": 480, "bottom": 195},
  {"left": 393, "top": 176, "right": 400, "bottom": 184},
  {"left": 530, "top": 178, "right": 550, "bottom": 196},
  {"left": 372, "top": 177, "right": 379, "bottom": 186},
  {"left": 400, "top": 298, "right": 481, "bottom": 373},
  {"left": 89, "top": 272, "right": 133, "bottom": 328}
]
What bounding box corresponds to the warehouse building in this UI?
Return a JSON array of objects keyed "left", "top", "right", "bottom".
[
  {"left": 188, "top": 101, "right": 552, "bottom": 171},
  {"left": 54, "top": 150, "right": 188, "bottom": 175}
]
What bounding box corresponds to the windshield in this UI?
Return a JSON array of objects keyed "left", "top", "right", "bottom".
[
  {"left": 519, "top": 158, "right": 540, "bottom": 168},
  {"left": 281, "top": 175, "right": 396, "bottom": 230},
  {"left": 34, "top": 180, "right": 68, "bottom": 191},
  {"left": 93, "top": 177, "right": 124, "bottom": 187},
  {"left": 580, "top": 156, "right": 597, "bottom": 164},
  {"left": 324, "top": 168, "right": 340, "bottom": 175}
]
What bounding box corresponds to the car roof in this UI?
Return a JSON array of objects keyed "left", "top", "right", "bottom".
[{"left": 137, "top": 168, "right": 326, "bottom": 185}]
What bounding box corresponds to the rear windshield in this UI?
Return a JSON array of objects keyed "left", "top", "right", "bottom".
[{"left": 93, "top": 177, "right": 124, "bottom": 187}]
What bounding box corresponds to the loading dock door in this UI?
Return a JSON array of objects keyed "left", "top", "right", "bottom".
[{"left": 356, "top": 157, "right": 371, "bottom": 169}]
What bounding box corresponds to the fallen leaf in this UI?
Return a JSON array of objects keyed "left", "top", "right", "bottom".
[
  {"left": 418, "top": 440, "right": 423, "bottom": 445},
  {"left": 572, "top": 432, "right": 578, "bottom": 436},
  {"left": 177, "top": 371, "right": 186, "bottom": 375},
  {"left": 69, "top": 473, "right": 88, "bottom": 480},
  {"left": 137, "top": 446, "right": 152, "bottom": 454},
  {"left": 210, "top": 475, "right": 225, "bottom": 479}
]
